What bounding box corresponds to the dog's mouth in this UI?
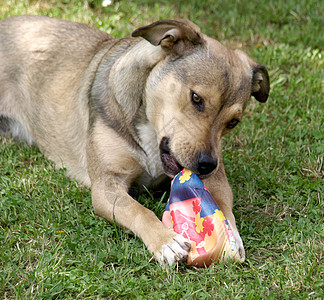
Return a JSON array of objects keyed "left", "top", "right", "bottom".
[{"left": 159, "top": 137, "right": 183, "bottom": 177}]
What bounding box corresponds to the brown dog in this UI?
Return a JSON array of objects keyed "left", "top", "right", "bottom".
[{"left": 0, "top": 15, "right": 269, "bottom": 265}]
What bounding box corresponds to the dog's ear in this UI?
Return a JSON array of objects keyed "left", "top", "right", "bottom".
[
  {"left": 235, "top": 50, "right": 270, "bottom": 103},
  {"left": 132, "top": 19, "right": 204, "bottom": 55},
  {"left": 251, "top": 65, "right": 270, "bottom": 103}
]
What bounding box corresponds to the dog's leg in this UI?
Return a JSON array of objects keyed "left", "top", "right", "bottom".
[
  {"left": 203, "top": 162, "right": 245, "bottom": 262},
  {"left": 87, "top": 121, "right": 190, "bottom": 265}
]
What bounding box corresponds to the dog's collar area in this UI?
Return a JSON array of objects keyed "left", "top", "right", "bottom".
[{"left": 159, "top": 137, "right": 183, "bottom": 177}]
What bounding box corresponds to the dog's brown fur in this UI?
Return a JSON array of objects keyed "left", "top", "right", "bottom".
[{"left": 0, "top": 16, "right": 269, "bottom": 265}]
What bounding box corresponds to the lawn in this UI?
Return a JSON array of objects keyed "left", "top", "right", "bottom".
[{"left": 0, "top": 0, "right": 323, "bottom": 299}]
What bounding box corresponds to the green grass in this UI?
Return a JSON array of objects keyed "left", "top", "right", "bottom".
[{"left": 0, "top": 0, "right": 323, "bottom": 298}]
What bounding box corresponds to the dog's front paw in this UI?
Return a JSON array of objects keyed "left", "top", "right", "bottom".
[
  {"left": 156, "top": 234, "right": 191, "bottom": 266},
  {"left": 234, "top": 235, "right": 245, "bottom": 262},
  {"left": 235, "top": 237, "right": 245, "bottom": 263},
  {"left": 228, "top": 220, "right": 245, "bottom": 262}
]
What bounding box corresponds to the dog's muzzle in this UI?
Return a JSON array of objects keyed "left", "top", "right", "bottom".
[{"left": 159, "top": 137, "right": 218, "bottom": 178}]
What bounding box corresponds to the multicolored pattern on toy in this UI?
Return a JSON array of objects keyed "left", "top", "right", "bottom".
[{"left": 162, "top": 169, "right": 241, "bottom": 267}]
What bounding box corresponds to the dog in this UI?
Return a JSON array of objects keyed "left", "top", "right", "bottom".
[{"left": 0, "top": 15, "right": 269, "bottom": 265}]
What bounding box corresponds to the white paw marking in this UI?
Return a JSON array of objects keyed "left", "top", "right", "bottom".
[
  {"left": 228, "top": 220, "right": 245, "bottom": 262},
  {"left": 160, "top": 234, "right": 191, "bottom": 266}
]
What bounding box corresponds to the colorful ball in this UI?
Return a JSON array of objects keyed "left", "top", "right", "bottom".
[{"left": 162, "top": 169, "right": 241, "bottom": 267}]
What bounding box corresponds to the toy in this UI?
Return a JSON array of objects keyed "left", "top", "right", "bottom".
[{"left": 162, "top": 169, "right": 241, "bottom": 267}]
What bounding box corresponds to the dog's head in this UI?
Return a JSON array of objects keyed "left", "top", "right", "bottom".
[{"left": 133, "top": 20, "right": 270, "bottom": 178}]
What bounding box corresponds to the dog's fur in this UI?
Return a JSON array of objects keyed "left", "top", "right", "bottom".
[{"left": 0, "top": 15, "right": 269, "bottom": 265}]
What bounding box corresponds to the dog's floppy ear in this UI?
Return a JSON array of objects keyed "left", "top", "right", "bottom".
[
  {"left": 251, "top": 65, "right": 270, "bottom": 103},
  {"left": 132, "top": 19, "right": 204, "bottom": 55}
]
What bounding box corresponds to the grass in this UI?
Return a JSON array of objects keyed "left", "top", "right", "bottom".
[{"left": 0, "top": 0, "right": 323, "bottom": 298}]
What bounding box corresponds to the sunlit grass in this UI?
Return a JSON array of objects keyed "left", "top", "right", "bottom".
[{"left": 1, "top": 0, "right": 323, "bottom": 298}]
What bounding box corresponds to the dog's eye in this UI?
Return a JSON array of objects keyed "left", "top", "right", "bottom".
[
  {"left": 191, "top": 91, "right": 204, "bottom": 112},
  {"left": 226, "top": 119, "right": 240, "bottom": 129}
]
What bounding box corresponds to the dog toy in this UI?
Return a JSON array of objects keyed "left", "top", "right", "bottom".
[{"left": 162, "top": 169, "right": 241, "bottom": 267}]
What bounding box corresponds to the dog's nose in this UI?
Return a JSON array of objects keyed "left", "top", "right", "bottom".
[{"left": 197, "top": 152, "right": 218, "bottom": 176}]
